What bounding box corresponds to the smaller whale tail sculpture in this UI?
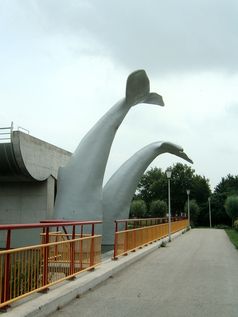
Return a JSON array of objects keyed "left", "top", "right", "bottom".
[
  {"left": 102, "top": 141, "right": 193, "bottom": 245},
  {"left": 159, "top": 143, "right": 193, "bottom": 164},
  {"left": 126, "top": 70, "right": 165, "bottom": 106}
]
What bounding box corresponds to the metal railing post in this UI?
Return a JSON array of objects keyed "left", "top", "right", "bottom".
[
  {"left": 113, "top": 221, "right": 118, "bottom": 260},
  {"left": 70, "top": 226, "right": 76, "bottom": 276},
  {"left": 2, "top": 230, "right": 11, "bottom": 305},
  {"left": 42, "top": 227, "right": 49, "bottom": 288},
  {"left": 89, "top": 224, "right": 95, "bottom": 267},
  {"left": 80, "top": 225, "right": 83, "bottom": 270}
]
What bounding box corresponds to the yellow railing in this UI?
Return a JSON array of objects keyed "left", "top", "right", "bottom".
[
  {"left": 0, "top": 235, "right": 101, "bottom": 308},
  {"left": 114, "top": 219, "right": 188, "bottom": 259}
]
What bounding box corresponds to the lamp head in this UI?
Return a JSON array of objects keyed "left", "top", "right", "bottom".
[{"left": 166, "top": 170, "right": 172, "bottom": 179}]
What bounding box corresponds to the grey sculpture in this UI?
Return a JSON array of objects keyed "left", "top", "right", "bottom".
[
  {"left": 102, "top": 142, "right": 193, "bottom": 245},
  {"left": 54, "top": 70, "right": 164, "bottom": 221}
]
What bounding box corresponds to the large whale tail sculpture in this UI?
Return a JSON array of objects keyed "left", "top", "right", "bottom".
[
  {"left": 102, "top": 142, "right": 193, "bottom": 245},
  {"left": 125, "top": 70, "right": 164, "bottom": 106},
  {"left": 54, "top": 70, "right": 164, "bottom": 221}
]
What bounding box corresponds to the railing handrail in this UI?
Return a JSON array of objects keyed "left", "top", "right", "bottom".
[
  {"left": 113, "top": 218, "right": 188, "bottom": 259},
  {"left": 0, "top": 122, "right": 13, "bottom": 142},
  {"left": 0, "top": 233, "right": 102, "bottom": 309},
  {"left": 114, "top": 223, "right": 169, "bottom": 235},
  {"left": 0, "top": 234, "right": 101, "bottom": 255},
  {"left": 115, "top": 217, "right": 167, "bottom": 223},
  {"left": 0, "top": 220, "right": 102, "bottom": 231},
  {"left": 115, "top": 216, "right": 185, "bottom": 224}
]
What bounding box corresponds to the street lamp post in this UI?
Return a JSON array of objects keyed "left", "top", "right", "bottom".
[
  {"left": 186, "top": 189, "right": 190, "bottom": 228},
  {"left": 208, "top": 197, "right": 212, "bottom": 228},
  {"left": 166, "top": 170, "right": 172, "bottom": 242}
]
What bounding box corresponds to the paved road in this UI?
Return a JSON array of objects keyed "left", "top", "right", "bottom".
[{"left": 49, "top": 229, "right": 238, "bottom": 317}]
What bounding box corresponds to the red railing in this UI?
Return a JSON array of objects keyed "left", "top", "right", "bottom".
[{"left": 0, "top": 220, "right": 102, "bottom": 309}]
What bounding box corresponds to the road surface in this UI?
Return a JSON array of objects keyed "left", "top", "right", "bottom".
[{"left": 49, "top": 229, "right": 238, "bottom": 317}]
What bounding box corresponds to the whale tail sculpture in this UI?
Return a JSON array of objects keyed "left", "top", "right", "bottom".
[
  {"left": 102, "top": 141, "right": 193, "bottom": 245},
  {"left": 126, "top": 70, "right": 164, "bottom": 106},
  {"left": 54, "top": 70, "right": 164, "bottom": 221}
]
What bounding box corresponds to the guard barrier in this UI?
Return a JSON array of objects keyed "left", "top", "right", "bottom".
[
  {"left": 113, "top": 218, "right": 188, "bottom": 259},
  {"left": 0, "top": 221, "right": 102, "bottom": 309}
]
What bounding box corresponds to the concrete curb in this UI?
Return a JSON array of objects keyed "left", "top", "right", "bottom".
[{"left": 4, "top": 229, "right": 187, "bottom": 317}]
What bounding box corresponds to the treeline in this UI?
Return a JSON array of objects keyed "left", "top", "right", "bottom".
[{"left": 130, "top": 163, "right": 238, "bottom": 227}]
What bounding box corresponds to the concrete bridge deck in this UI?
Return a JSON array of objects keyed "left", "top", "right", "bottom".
[{"left": 49, "top": 229, "right": 238, "bottom": 317}]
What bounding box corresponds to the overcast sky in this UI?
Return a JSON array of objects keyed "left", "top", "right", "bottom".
[{"left": 1, "top": 0, "right": 238, "bottom": 190}]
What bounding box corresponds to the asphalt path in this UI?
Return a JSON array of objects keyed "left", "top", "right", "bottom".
[{"left": 49, "top": 229, "right": 238, "bottom": 317}]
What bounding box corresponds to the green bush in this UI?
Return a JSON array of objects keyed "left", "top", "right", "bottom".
[
  {"left": 224, "top": 195, "right": 238, "bottom": 223},
  {"left": 234, "top": 220, "right": 238, "bottom": 231},
  {"left": 214, "top": 224, "right": 231, "bottom": 229},
  {"left": 150, "top": 200, "right": 167, "bottom": 218},
  {"left": 129, "top": 199, "right": 147, "bottom": 218},
  {"left": 184, "top": 199, "right": 200, "bottom": 227}
]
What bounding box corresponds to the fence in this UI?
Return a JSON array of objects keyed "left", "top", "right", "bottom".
[
  {"left": 113, "top": 217, "right": 188, "bottom": 259},
  {"left": 0, "top": 122, "right": 13, "bottom": 143},
  {"left": 0, "top": 220, "right": 102, "bottom": 309},
  {"left": 0, "top": 218, "right": 188, "bottom": 308}
]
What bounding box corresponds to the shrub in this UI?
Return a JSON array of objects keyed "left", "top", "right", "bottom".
[
  {"left": 214, "top": 224, "right": 231, "bottom": 229},
  {"left": 184, "top": 199, "right": 200, "bottom": 227},
  {"left": 224, "top": 195, "right": 238, "bottom": 223},
  {"left": 234, "top": 220, "right": 238, "bottom": 232},
  {"left": 129, "top": 199, "right": 147, "bottom": 218},
  {"left": 150, "top": 200, "right": 167, "bottom": 218}
]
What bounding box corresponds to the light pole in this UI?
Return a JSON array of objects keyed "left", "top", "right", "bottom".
[
  {"left": 166, "top": 170, "right": 172, "bottom": 242},
  {"left": 208, "top": 197, "right": 212, "bottom": 228},
  {"left": 186, "top": 189, "right": 190, "bottom": 228}
]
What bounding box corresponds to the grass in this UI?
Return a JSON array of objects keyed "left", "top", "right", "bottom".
[{"left": 225, "top": 229, "right": 238, "bottom": 249}]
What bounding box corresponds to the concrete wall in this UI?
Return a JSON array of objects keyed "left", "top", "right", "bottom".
[
  {"left": 0, "top": 131, "right": 73, "bottom": 248},
  {"left": 0, "top": 176, "right": 56, "bottom": 248},
  {"left": 0, "top": 131, "right": 72, "bottom": 182}
]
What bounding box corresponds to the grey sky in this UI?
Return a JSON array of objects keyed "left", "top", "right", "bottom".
[
  {"left": 13, "top": 0, "right": 238, "bottom": 74},
  {"left": 1, "top": 0, "right": 238, "bottom": 190}
]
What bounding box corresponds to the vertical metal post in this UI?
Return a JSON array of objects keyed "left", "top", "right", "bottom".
[
  {"left": 168, "top": 177, "right": 171, "bottom": 242},
  {"left": 10, "top": 122, "right": 13, "bottom": 141},
  {"left": 187, "top": 189, "right": 190, "bottom": 228},
  {"left": 124, "top": 221, "right": 129, "bottom": 253},
  {"left": 80, "top": 225, "right": 83, "bottom": 270},
  {"left": 113, "top": 221, "right": 118, "bottom": 260},
  {"left": 70, "top": 226, "right": 75, "bottom": 275},
  {"left": 3, "top": 230, "right": 11, "bottom": 304},
  {"left": 208, "top": 197, "right": 212, "bottom": 228},
  {"left": 89, "top": 224, "right": 95, "bottom": 267},
  {"left": 91, "top": 223, "right": 95, "bottom": 236},
  {"left": 43, "top": 227, "right": 49, "bottom": 288}
]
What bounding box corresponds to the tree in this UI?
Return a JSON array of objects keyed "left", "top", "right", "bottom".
[
  {"left": 210, "top": 174, "right": 238, "bottom": 226},
  {"left": 224, "top": 195, "right": 238, "bottom": 224},
  {"left": 184, "top": 199, "right": 200, "bottom": 227},
  {"left": 206, "top": 193, "right": 230, "bottom": 226},
  {"left": 215, "top": 174, "right": 238, "bottom": 195},
  {"left": 150, "top": 200, "right": 167, "bottom": 217},
  {"left": 129, "top": 199, "right": 147, "bottom": 218},
  {"left": 135, "top": 167, "right": 166, "bottom": 208},
  {"left": 134, "top": 163, "right": 211, "bottom": 223}
]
